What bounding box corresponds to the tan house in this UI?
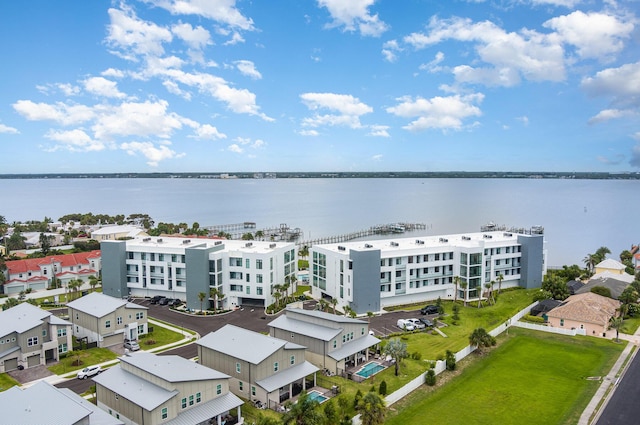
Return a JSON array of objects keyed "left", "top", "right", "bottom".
[
  {"left": 0, "top": 303, "right": 72, "bottom": 372},
  {"left": 67, "top": 292, "right": 148, "bottom": 348},
  {"left": 594, "top": 258, "right": 627, "bottom": 275},
  {"left": 91, "top": 225, "right": 148, "bottom": 241},
  {"left": 546, "top": 292, "right": 621, "bottom": 337},
  {"left": 94, "top": 351, "right": 243, "bottom": 425},
  {"left": 197, "top": 324, "right": 319, "bottom": 410},
  {"left": 268, "top": 308, "right": 380, "bottom": 377}
]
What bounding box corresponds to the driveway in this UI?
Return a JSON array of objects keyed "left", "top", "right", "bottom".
[{"left": 8, "top": 364, "right": 53, "bottom": 384}]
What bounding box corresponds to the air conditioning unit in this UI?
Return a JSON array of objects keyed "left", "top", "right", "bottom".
[
  {"left": 462, "top": 236, "right": 471, "bottom": 241},
  {"left": 364, "top": 244, "right": 373, "bottom": 248},
  {"left": 215, "top": 241, "right": 222, "bottom": 246},
  {"left": 245, "top": 242, "right": 253, "bottom": 248},
  {"left": 157, "top": 238, "right": 163, "bottom": 243},
  {"left": 143, "top": 237, "right": 151, "bottom": 242},
  {"left": 415, "top": 240, "right": 424, "bottom": 245},
  {"left": 503, "top": 232, "right": 513, "bottom": 237},
  {"left": 183, "top": 239, "right": 191, "bottom": 244},
  {"left": 391, "top": 242, "right": 399, "bottom": 247},
  {"left": 338, "top": 246, "right": 346, "bottom": 251},
  {"left": 439, "top": 238, "right": 448, "bottom": 243},
  {"left": 269, "top": 243, "right": 276, "bottom": 248},
  {"left": 483, "top": 234, "right": 492, "bottom": 239}
]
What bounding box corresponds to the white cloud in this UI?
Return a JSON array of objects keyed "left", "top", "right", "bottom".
[
  {"left": 317, "top": 0, "right": 388, "bottom": 37},
  {"left": 382, "top": 39, "right": 401, "bottom": 62},
  {"left": 368, "top": 125, "right": 390, "bottom": 137},
  {"left": 419, "top": 52, "right": 445, "bottom": 73},
  {"left": 223, "top": 31, "right": 245, "bottom": 45},
  {"left": 106, "top": 7, "right": 173, "bottom": 60},
  {"left": 193, "top": 124, "right": 227, "bottom": 140},
  {"left": 300, "top": 93, "right": 373, "bottom": 129},
  {"left": 146, "top": 0, "right": 255, "bottom": 31},
  {"left": 83, "top": 77, "right": 126, "bottom": 99},
  {"left": 102, "top": 68, "right": 125, "bottom": 78},
  {"left": 44, "top": 129, "right": 106, "bottom": 152},
  {"left": 588, "top": 108, "right": 636, "bottom": 124},
  {"left": 171, "top": 22, "right": 212, "bottom": 50},
  {"left": 516, "top": 116, "right": 529, "bottom": 126},
  {"left": 582, "top": 62, "right": 640, "bottom": 123},
  {"left": 56, "top": 83, "right": 81, "bottom": 96},
  {"left": 371, "top": 154, "right": 383, "bottom": 161},
  {"left": 530, "top": 0, "right": 582, "bottom": 7},
  {"left": 386, "top": 93, "right": 484, "bottom": 131},
  {"left": 544, "top": 11, "right": 634, "bottom": 61},
  {"left": 233, "top": 136, "right": 265, "bottom": 149},
  {"left": 120, "top": 141, "right": 184, "bottom": 167},
  {"left": 0, "top": 124, "right": 19, "bottom": 134},
  {"left": 92, "top": 100, "right": 185, "bottom": 140},
  {"left": 403, "top": 16, "right": 566, "bottom": 86},
  {"left": 13, "top": 100, "right": 95, "bottom": 125},
  {"left": 299, "top": 129, "right": 319, "bottom": 136},
  {"left": 235, "top": 60, "right": 262, "bottom": 80},
  {"left": 227, "top": 143, "right": 243, "bottom": 153}
]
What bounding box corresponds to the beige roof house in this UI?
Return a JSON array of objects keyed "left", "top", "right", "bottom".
[
  {"left": 91, "top": 225, "right": 148, "bottom": 241},
  {"left": 546, "top": 292, "right": 621, "bottom": 337},
  {"left": 594, "top": 258, "right": 627, "bottom": 275}
]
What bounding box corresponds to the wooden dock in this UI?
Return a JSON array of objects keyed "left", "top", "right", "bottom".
[{"left": 299, "top": 222, "right": 426, "bottom": 247}]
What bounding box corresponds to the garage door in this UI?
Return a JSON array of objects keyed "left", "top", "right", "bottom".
[
  {"left": 27, "top": 355, "right": 40, "bottom": 368},
  {"left": 4, "top": 285, "right": 23, "bottom": 295},
  {"left": 102, "top": 334, "right": 122, "bottom": 348},
  {"left": 4, "top": 358, "right": 18, "bottom": 371}
]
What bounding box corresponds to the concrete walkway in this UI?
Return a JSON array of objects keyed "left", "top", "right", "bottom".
[{"left": 578, "top": 330, "right": 640, "bottom": 424}]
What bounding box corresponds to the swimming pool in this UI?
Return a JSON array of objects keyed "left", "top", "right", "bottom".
[
  {"left": 355, "top": 361, "right": 385, "bottom": 378},
  {"left": 307, "top": 390, "right": 329, "bottom": 403}
]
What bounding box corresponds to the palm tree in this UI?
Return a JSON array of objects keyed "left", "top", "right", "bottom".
[
  {"left": 383, "top": 338, "right": 408, "bottom": 376},
  {"left": 209, "top": 287, "right": 221, "bottom": 311},
  {"left": 255, "top": 230, "right": 264, "bottom": 241},
  {"left": 583, "top": 254, "right": 597, "bottom": 275},
  {"left": 609, "top": 316, "right": 623, "bottom": 343},
  {"left": 460, "top": 281, "right": 468, "bottom": 306},
  {"left": 484, "top": 283, "right": 493, "bottom": 306},
  {"left": 298, "top": 245, "right": 309, "bottom": 259},
  {"left": 453, "top": 275, "right": 460, "bottom": 304},
  {"left": 318, "top": 298, "right": 329, "bottom": 312},
  {"left": 469, "top": 328, "right": 494, "bottom": 353},
  {"left": 88, "top": 275, "right": 99, "bottom": 292},
  {"left": 496, "top": 273, "right": 504, "bottom": 294},
  {"left": 331, "top": 298, "right": 339, "bottom": 314},
  {"left": 281, "top": 391, "right": 323, "bottom": 425},
  {"left": 357, "top": 391, "right": 386, "bottom": 425},
  {"left": 198, "top": 292, "right": 206, "bottom": 312}
]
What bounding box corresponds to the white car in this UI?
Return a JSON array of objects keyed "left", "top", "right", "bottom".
[
  {"left": 124, "top": 340, "right": 140, "bottom": 351},
  {"left": 77, "top": 365, "right": 101, "bottom": 379},
  {"left": 406, "top": 318, "right": 426, "bottom": 329},
  {"left": 397, "top": 319, "right": 415, "bottom": 331}
]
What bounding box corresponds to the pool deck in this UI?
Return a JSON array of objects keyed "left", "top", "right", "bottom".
[{"left": 347, "top": 357, "right": 394, "bottom": 382}]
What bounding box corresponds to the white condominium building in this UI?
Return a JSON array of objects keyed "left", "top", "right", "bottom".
[
  {"left": 310, "top": 229, "right": 546, "bottom": 314},
  {"left": 101, "top": 236, "right": 297, "bottom": 310}
]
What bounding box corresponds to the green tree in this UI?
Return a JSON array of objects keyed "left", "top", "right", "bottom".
[
  {"left": 378, "top": 380, "right": 387, "bottom": 395},
  {"left": 298, "top": 245, "right": 309, "bottom": 259},
  {"left": 609, "top": 316, "right": 623, "bottom": 343},
  {"left": 496, "top": 273, "right": 504, "bottom": 294},
  {"left": 619, "top": 286, "right": 638, "bottom": 317},
  {"left": 383, "top": 338, "right": 408, "bottom": 376},
  {"left": 255, "top": 230, "right": 264, "bottom": 241},
  {"left": 583, "top": 253, "right": 597, "bottom": 276},
  {"left": 198, "top": 292, "right": 206, "bottom": 312},
  {"left": 88, "top": 275, "right": 99, "bottom": 292},
  {"left": 281, "top": 390, "right": 323, "bottom": 425},
  {"left": 460, "top": 281, "right": 468, "bottom": 306},
  {"left": 209, "top": 287, "right": 221, "bottom": 311},
  {"left": 453, "top": 275, "right": 460, "bottom": 304},
  {"left": 331, "top": 298, "right": 339, "bottom": 314},
  {"left": 241, "top": 232, "right": 254, "bottom": 240},
  {"left": 445, "top": 350, "right": 456, "bottom": 371},
  {"left": 590, "top": 286, "right": 612, "bottom": 298},
  {"left": 594, "top": 246, "right": 611, "bottom": 264},
  {"left": 6, "top": 230, "right": 26, "bottom": 251},
  {"left": 2, "top": 297, "right": 20, "bottom": 310},
  {"left": 541, "top": 274, "right": 570, "bottom": 300},
  {"left": 425, "top": 368, "right": 436, "bottom": 386},
  {"left": 356, "top": 391, "right": 385, "bottom": 425},
  {"left": 0, "top": 257, "right": 6, "bottom": 287},
  {"left": 39, "top": 232, "right": 54, "bottom": 256},
  {"left": 323, "top": 400, "right": 338, "bottom": 425},
  {"left": 469, "top": 328, "right": 496, "bottom": 353}
]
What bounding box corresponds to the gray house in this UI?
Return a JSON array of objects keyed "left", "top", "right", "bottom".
[
  {"left": 67, "top": 292, "right": 148, "bottom": 348},
  {"left": 0, "top": 302, "right": 72, "bottom": 372},
  {"left": 0, "top": 380, "right": 123, "bottom": 425},
  {"left": 268, "top": 308, "right": 380, "bottom": 377},
  {"left": 94, "top": 351, "right": 243, "bottom": 425},
  {"left": 197, "top": 324, "right": 319, "bottom": 409}
]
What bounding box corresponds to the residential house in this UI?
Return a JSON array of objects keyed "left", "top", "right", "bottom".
[
  {"left": 576, "top": 267, "right": 635, "bottom": 300},
  {"left": 566, "top": 279, "right": 584, "bottom": 295},
  {"left": 101, "top": 236, "right": 296, "bottom": 311},
  {"left": 268, "top": 307, "right": 380, "bottom": 377},
  {"left": 67, "top": 292, "right": 148, "bottom": 348},
  {"left": 0, "top": 302, "right": 72, "bottom": 372},
  {"left": 94, "top": 351, "right": 243, "bottom": 425},
  {"left": 546, "top": 292, "right": 621, "bottom": 337},
  {"left": 197, "top": 324, "right": 319, "bottom": 409},
  {"left": 530, "top": 299, "right": 562, "bottom": 319},
  {"left": 91, "top": 225, "right": 148, "bottom": 241},
  {"left": 0, "top": 381, "right": 123, "bottom": 425},
  {"left": 310, "top": 228, "right": 546, "bottom": 314},
  {"left": 3, "top": 251, "right": 101, "bottom": 295},
  {"left": 594, "top": 258, "right": 627, "bottom": 275}
]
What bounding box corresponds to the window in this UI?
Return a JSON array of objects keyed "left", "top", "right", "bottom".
[
  {"left": 217, "top": 384, "right": 222, "bottom": 395},
  {"left": 58, "top": 343, "right": 68, "bottom": 354},
  {"left": 274, "top": 362, "right": 279, "bottom": 372},
  {"left": 42, "top": 329, "right": 47, "bottom": 337},
  {"left": 196, "top": 392, "right": 201, "bottom": 403},
  {"left": 560, "top": 319, "right": 564, "bottom": 326},
  {"left": 27, "top": 337, "right": 38, "bottom": 347},
  {"left": 117, "top": 317, "right": 123, "bottom": 325},
  {"left": 257, "top": 274, "right": 263, "bottom": 283},
  {"left": 105, "top": 320, "right": 111, "bottom": 329},
  {"left": 333, "top": 340, "right": 337, "bottom": 348},
  {"left": 252, "top": 386, "right": 256, "bottom": 396},
  {"left": 257, "top": 286, "right": 263, "bottom": 295},
  {"left": 239, "top": 381, "right": 243, "bottom": 392},
  {"left": 138, "top": 325, "right": 144, "bottom": 334},
  {"left": 189, "top": 395, "right": 194, "bottom": 406},
  {"left": 136, "top": 312, "right": 144, "bottom": 320},
  {"left": 57, "top": 328, "right": 67, "bottom": 337},
  {"left": 161, "top": 408, "right": 168, "bottom": 420},
  {"left": 246, "top": 286, "right": 250, "bottom": 294},
  {"left": 290, "top": 355, "right": 295, "bottom": 365},
  {"left": 246, "top": 259, "right": 250, "bottom": 269},
  {"left": 236, "top": 363, "right": 241, "bottom": 373},
  {"left": 256, "top": 259, "right": 263, "bottom": 269},
  {"left": 181, "top": 398, "right": 187, "bottom": 409},
  {"left": 246, "top": 274, "right": 250, "bottom": 283}
]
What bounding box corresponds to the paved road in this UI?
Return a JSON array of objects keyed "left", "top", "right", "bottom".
[
  {"left": 595, "top": 348, "right": 640, "bottom": 425},
  {"left": 56, "top": 375, "right": 96, "bottom": 394}
]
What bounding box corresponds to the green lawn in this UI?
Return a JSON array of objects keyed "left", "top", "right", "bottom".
[
  {"left": 386, "top": 328, "right": 625, "bottom": 425},
  {"left": 621, "top": 316, "right": 640, "bottom": 335},
  {"left": 0, "top": 373, "right": 19, "bottom": 392},
  {"left": 48, "top": 347, "right": 118, "bottom": 375},
  {"left": 139, "top": 325, "right": 185, "bottom": 349}
]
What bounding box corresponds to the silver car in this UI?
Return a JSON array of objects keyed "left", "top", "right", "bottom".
[{"left": 124, "top": 340, "right": 140, "bottom": 351}]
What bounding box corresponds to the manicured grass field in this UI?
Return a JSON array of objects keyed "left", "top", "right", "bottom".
[
  {"left": 139, "top": 324, "right": 185, "bottom": 348},
  {"left": 386, "top": 328, "right": 625, "bottom": 425},
  {"left": 0, "top": 373, "right": 20, "bottom": 392},
  {"left": 48, "top": 347, "right": 118, "bottom": 375}
]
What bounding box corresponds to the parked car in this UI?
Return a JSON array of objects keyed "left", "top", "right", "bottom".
[
  {"left": 419, "top": 317, "right": 434, "bottom": 327},
  {"left": 158, "top": 297, "right": 171, "bottom": 305},
  {"left": 124, "top": 340, "right": 140, "bottom": 351},
  {"left": 420, "top": 305, "right": 439, "bottom": 315},
  {"left": 77, "top": 365, "right": 101, "bottom": 379},
  {"left": 150, "top": 295, "right": 165, "bottom": 304},
  {"left": 168, "top": 298, "right": 182, "bottom": 307},
  {"left": 406, "top": 318, "right": 426, "bottom": 329},
  {"left": 397, "top": 319, "right": 415, "bottom": 331}
]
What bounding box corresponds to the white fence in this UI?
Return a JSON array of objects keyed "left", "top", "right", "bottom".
[{"left": 512, "top": 320, "right": 587, "bottom": 336}]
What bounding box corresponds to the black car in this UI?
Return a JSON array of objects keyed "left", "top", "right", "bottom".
[
  {"left": 158, "top": 297, "right": 170, "bottom": 305},
  {"left": 168, "top": 298, "right": 182, "bottom": 307},
  {"left": 420, "top": 305, "right": 439, "bottom": 315},
  {"left": 419, "top": 317, "right": 434, "bottom": 327},
  {"left": 150, "top": 295, "right": 165, "bottom": 304}
]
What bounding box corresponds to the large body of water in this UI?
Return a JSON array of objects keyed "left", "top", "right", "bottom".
[{"left": 1, "top": 178, "right": 638, "bottom": 267}]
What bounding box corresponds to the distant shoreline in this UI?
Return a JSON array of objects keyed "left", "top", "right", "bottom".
[{"left": 1, "top": 171, "right": 639, "bottom": 180}]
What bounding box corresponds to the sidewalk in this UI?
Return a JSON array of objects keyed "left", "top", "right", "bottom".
[
  {"left": 21, "top": 318, "right": 199, "bottom": 388},
  {"left": 578, "top": 330, "right": 640, "bottom": 424}
]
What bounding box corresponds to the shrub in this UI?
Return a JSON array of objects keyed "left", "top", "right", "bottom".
[
  {"left": 379, "top": 381, "right": 387, "bottom": 395},
  {"left": 353, "top": 390, "right": 363, "bottom": 408},
  {"left": 523, "top": 314, "right": 546, "bottom": 323},
  {"left": 411, "top": 351, "right": 422, "bottom": 360},
  {"left": 144, "top": 339, "right": 156, "bottom": 345},
  {"left": 425, "top": 369, "right": 436, "bottom": 386},
  {"left": 446, "top": 350, "right": 456, "bottom": 371}
]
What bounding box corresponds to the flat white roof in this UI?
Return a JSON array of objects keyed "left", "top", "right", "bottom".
[
  {"left": 315, "top": 230, "right": 526, "bottom": 254},
  {"left": 118, "top": 236, "right": 293, "bottom": 253}
]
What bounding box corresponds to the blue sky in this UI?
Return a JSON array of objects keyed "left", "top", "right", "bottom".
[{"left": 0, "top": 0, "right": 638, "bottom": 173}]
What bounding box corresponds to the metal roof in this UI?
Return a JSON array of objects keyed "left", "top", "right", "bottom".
[
  {"left": 57, "top": 388, "right": 124, "bottom": 425},
  {"left": 328, "top": 334, "right": 381, "bottom": 361},
  {"left": 121, "top": 352, "right": 230, "bottom": 382},
  {"left": 163, "top": 392, "right": 244, "bottom": 425},
  {"left": 0, "top": 302, "right": 63, "bottom": 338},
  {"left": 197, "top": 324, "right": 291, "bottom": 364},
  {"left": 255, "top": 361, "right": 319, "bottom": 393},
  {"left": 285, "top": 307, "right": 367, "bottom": 324},
  {"left": 93, "top": 365, "right": 178, "bottom": 411},
  {"left": 268, "top": 315, "right": 341, "bottom": 341},
  {"left": 67, "top": 292, "right": 147, "bottom": 318}
]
